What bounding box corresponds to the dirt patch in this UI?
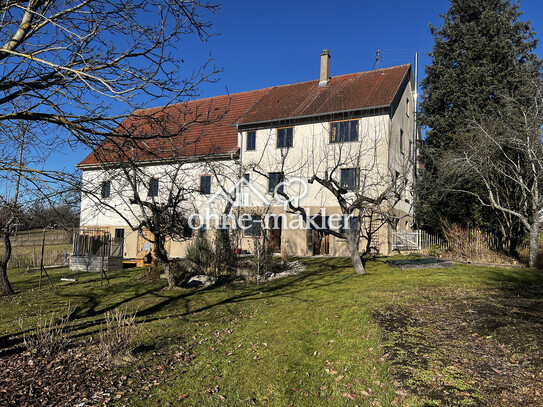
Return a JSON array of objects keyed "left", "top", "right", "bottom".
[{"left": 374, "top": 287, "right": 543, "bottom": 406}]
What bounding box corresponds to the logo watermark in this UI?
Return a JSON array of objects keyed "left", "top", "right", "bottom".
[
  {"left": 206, "top": 177, "right": 308, "bottom": 210},
  {"left": 190, "top": 177, "right": 356, "bottom": 232}
]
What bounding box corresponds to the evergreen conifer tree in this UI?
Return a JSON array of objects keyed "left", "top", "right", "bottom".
[{"left": 417, "top": 0, "right": 541, "bottom": 251}]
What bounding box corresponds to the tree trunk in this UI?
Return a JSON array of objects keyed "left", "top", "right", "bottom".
[
  {"left": 164, "top": 261, "right": 175, "bottom": 287},
  {"left": 0, "top": 233, "right": 14, "bottom": 296},
  {"left": 153, "top": 233, "right": 174, "bottom": 287},
  {"left": 346, "top": 228, "right": 365, "bottom": 275},
  {"left": 528, "top": 222, "right": 540, "bottom": 269},
  {"left": 507, "top": 222, "right": 522, "bottom": 259}
]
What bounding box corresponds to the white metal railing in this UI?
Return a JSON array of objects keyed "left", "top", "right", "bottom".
[
  {"left": 393, "top": 231, "right": 421, "bottom": 250},
  {"left": 393, "top": 230, "right": 449, "bottom": 251}
]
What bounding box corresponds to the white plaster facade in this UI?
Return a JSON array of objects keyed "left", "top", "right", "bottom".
[{"left": 78, "top": 63, "right": 416, "bottom": 260}]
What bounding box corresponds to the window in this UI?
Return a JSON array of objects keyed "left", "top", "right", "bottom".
[
  {"left": 330, "top": 120, "right": 358, "bottom": 143},
  {"left": 101, "top": 181, "right": 111, "bottom": 198},
  {"left": 243, "top": 173, "right": 250, "bottom": 183},
  {"left": 246, "top": 131, "right": 256, "bottom": 151},
  {"left": 406, "top": 98, "right": 410, "bottom": 117},
  {"left": 268, "top": 172, "right": 284, "bottom": 193},
  {"left": 340, "top": 168, "right": 359, "bottom": 191},
  {"left": 277, "top": 127, "right": 293, "bottom": 148},
  {"left": 114, "top": 228, "right": 124, "bottom": 240},
  {"left": 200, "top": 175, "right": 211, "bottom": 195},
  {"left": 148, "top": 178, "right": 159, "bottom": 197},
  {"left": 339, "top": 216, "right": 359, "bottom": 235},
  {"left": 242, "top": 215, "right": 261, "bottom": 237},
  {"left": 400, "top": 129, "right": 404, "bottom": 154}
]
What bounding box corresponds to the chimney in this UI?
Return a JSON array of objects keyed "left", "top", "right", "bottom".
[{"left": 319, "top": 49, "right": 330, "bottom": 87}]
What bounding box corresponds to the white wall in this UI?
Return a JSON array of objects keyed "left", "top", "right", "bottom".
[
  {"left": 80, "top": 159, "right": 238, "bottom": 229},
  {"left": 239, "top": 111, "right": 413, "bottom": 214}
]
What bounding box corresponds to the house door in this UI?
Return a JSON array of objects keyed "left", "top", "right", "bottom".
[
  {"left": 111, "top": 228, "right": 124, "bottom": 257},
  {"left": 312, "top": 231, "right": 329, "bottom": 255},
  {"left": 308, "top": 215, "right": 330, "bottom": 255},
  {"left": 269, "top": 217, "right": 282, "bottom": 253}
]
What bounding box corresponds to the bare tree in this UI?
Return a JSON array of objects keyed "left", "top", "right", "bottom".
[
  {"left": 447, "top": 84, "right": 543, "bottom": 268},
  {"left": 0, "top": 120, "right": 74, "bottom": 295},
  {"left": 0, "top": 1, "right": 220, "bottom": 295},
  {"left": 0, "top": 1, "right": 219, "bottom": 140},
  {"left": 246, "top": 115, "right": 413, "bottom": 275},
  {"left": 79, "top": 102, "right": 241, "bottom": 287}
]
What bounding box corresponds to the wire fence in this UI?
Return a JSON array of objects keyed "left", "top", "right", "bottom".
[
  {"left": 1, "top": 229, "right": 75, "bottom": 269},
  {"left": 7, "top": 249, "right": 70, "bottom": 269}
]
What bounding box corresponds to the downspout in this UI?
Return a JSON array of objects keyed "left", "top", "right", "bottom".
[
  {"left": 412, "top": 53, "right": 418, "bottom": 229},
  {"left": 236, "top": 124, "right": 243, "bottom": 250}
]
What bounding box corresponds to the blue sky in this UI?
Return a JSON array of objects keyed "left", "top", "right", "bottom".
[{"left": 61, "top": 0, "right": 543, "bottom": 170}]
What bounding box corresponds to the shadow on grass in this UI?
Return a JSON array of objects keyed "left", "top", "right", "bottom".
[
  {"left": 10, "top": 258, "right": 353, "bottom": 343},
  {"left": 139, "top": 257, "right": 352, "bottom": 323},
  {"left": 1, "top": 257, "right": 396, "bottom": 353},
  {"left": 460, "top": 267, "right": 543, "bottom": 348}
]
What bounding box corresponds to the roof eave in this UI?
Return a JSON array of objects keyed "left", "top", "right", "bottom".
[
  {"left": 76, "top": 151, "right": 239, "bottom": 170},
  {"left": 235, "top": 104, "right": 392, "bottom": 128}
]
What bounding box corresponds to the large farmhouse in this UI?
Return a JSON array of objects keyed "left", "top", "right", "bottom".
[{"left": 77, "top": 51, "right": 416, "bottom": 266}]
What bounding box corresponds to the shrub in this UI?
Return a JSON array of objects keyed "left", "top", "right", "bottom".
[
  {"left": 441, "top": 221, "right": 513, "bottom": 264},
  {"left": 251, "top": 232, "right": 275, "bottom": 279},
  {"left": 19, "top": 304, "right": 73, "bottom": 356},
  {"left": 169, "top": 258, "right": 193, "bottom": 285},
  {"left": 185, "top": 236, "right": 214, "bottom": 274},
  {"left": 281, "top": 238, "right": 289, "bottom": 264},
  {"left": 98, "top": 308, "right": 139, "bottom": 359},
  {"left": 185, "top": 231, "right": 237, "bottom": 276},
  {"left": 213, "top": 229, "right": 237, "bottom": 274},
  {"left": 429, "top": 244, "right": 444, "bottom": 257}
]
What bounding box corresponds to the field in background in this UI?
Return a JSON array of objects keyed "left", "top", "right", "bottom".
[{"left": 0, "top": 229, "right": 74, "bottom": 268}]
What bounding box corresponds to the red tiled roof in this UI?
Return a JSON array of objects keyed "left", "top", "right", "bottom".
[
  {"left": 236, "top": 64, "right": 411, "bottom": 125},
  {"left": 78, "top": 64, "right": 411, "bottom": 166},
  {"left": 78, "top": 89, "right": 271, "bottom": 166}
]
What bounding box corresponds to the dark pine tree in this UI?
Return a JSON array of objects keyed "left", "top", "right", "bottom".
[{"left": 417, "top": 0, "right": 541, "bottom": 251}]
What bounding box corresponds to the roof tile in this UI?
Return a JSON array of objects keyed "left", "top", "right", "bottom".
[{"left": 78, "top": 64, "right": 410, "bottom": 166}]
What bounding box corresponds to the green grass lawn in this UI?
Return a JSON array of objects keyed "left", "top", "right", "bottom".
[{"left": 2, "top": 258, "right": 542, "bottom": 406}]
